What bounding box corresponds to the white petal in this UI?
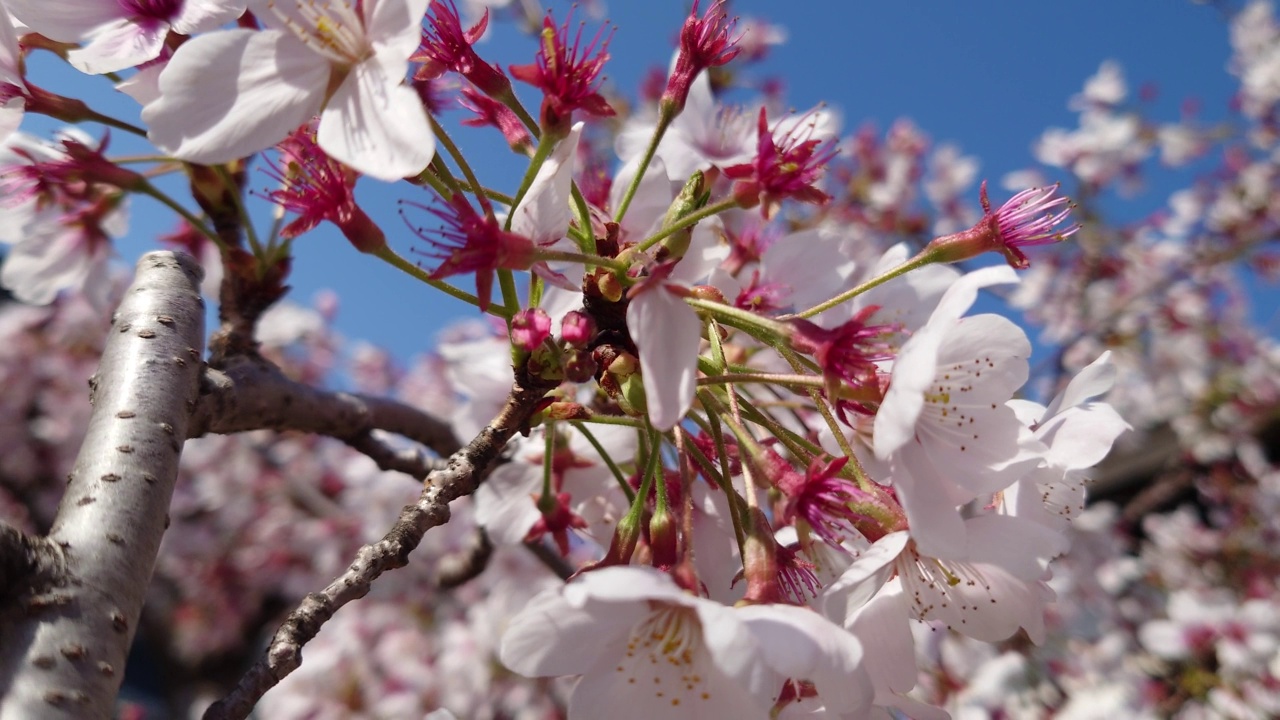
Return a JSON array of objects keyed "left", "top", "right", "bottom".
[
  {"left": 821, "top": 531, "right": 909, "bottom": 623},
  {"left": 365, "top": 0, "right": 430, "bottom": 59},
  {"left": 68, "top": 18, "right": 168, "bottom": 74},
  {"left": 471, "top": 462, "right": 540, "bottom": 545},
  {"left": 627, "top": 286, "right": 701, "bottom": 431},
  {"left": 1043, "top": 350, "right": 1117, "bottom": 419},
  {"left": 928, "top": 264, "right": 1019, "bottom": 326},
  {"left": 144, "top": 29, "right": 326, "bottom": 164},
  {"left": 845, "top": 582, "right": 917, "bottom": 694},
  {"left": 565, "top": 566, "right": 689, "bottom": 606},
  {"left": 736, "top": 604, "right": 872, "bottom": 715},
  {"left": 499, "top": 587, "right": 640, "bottom": 677},
  {"left": 966, "top": 514, "right": 1067, "bottom": 579},
  {"left": 609, "top": 154, "right": 674, "bottom": 241},
  {"left": 5, "top": 0, "right": 125, "bottom": 42},
  {"left": 893, "top": 451, "right": 970, "bottom": 560},
  {"left": 874, "top": 324, "right": 943, "bottom": 459},
  {"left": 318, "top": 52, "right": 434, "bottom": 181},
  {"left": 511, "top": 123, "right": 583, "bottom": 244},
  {"left": 1039, "top": 403, "right": 1129, "bottom": 471},
  {"left": 171, "top": 0, "right": 248, "bottom": 35}
]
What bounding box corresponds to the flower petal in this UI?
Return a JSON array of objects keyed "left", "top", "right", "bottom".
[
  {"left": 627, "top": 286, "right": 701, "bottom": 431},
  {"left": 5, "top": 0, "right": 125, "bottom": 42},
  {"left": 511, "top": 122, "right": 583, "bottom": 244},
  {"left": 144, "top": 29, "right": 326, "bottom": 163},
  {"left": 68, "top": 18, "right": 168, "bottom": 74},
  {"left": 499, "top": 587, "right": 639, "bottom": 677},
  {"left": 318, "top": 52, "right": 434, "bottom": 181}
]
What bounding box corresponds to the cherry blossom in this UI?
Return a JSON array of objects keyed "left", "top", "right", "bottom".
[
  {"left": 143, "top": 0, "right": 434, "bottom": 180},
  {"left": 500, "top": 566, "right": 873, "bottom": 719}
]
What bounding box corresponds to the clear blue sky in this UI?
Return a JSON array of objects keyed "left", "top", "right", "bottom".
[{"left": 20, "top": 1, "right": 1242, "bottom": 360}]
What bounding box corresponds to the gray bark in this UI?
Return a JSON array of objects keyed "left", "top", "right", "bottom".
[{"left": 0, "top": 252, "right": 206, "bottom": 720}]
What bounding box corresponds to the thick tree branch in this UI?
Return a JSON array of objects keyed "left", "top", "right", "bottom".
[
  {"left": 187, "top": 356, "right": 460, "bottom": 477},
  {"left": 0, "top": 252, "right": 206, "bottom": 720},
  {"left": 203, "top": 372, "right": 556, "bottom": 720}
]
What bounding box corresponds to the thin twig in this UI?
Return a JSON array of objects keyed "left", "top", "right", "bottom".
[{"left": 203, "top": 373, "right": 556, "bottom": 720}]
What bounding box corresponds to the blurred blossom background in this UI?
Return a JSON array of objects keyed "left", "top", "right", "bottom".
[{"left": 3, "top": 0, "right": 1279, "bottom": 718}]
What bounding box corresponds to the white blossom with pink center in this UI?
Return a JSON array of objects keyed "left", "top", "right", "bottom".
[{"left": 143, "top": 0, "right": 433, "bottom": 180}]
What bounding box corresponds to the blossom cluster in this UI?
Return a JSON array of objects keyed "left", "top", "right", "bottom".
[{"left": 0, "top": 0, "right": 1275, "bottom": 719}]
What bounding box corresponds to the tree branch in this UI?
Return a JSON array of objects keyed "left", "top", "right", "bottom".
[
  {"left": 203, "top": 372, "right": 556, "bottom": 720},
  {"left": 187, "top": 356, "right": 460, "bottom": 477},
  {"left": 0, "top": 252, "right": 206, "bottom": 720}
]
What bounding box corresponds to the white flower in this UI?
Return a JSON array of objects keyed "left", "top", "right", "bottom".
[
  {"left": 873, "top": 265, "right": 1041, "bottom": 557},
  {"left": 823, "top": 525, "right": 1059, "bottom": 646},
  {"left": 500, "top": 566, "right": 873, "bottom": 719},
  {"left": 7, "top": 0, "right": 245, "bottom": 74},
  {"left": 142, "top": 0, "right": 433, "bottom": 181}
]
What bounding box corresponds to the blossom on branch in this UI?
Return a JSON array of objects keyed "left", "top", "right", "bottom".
[
  {"left": 142, "top": 0, "right": 434, "bottom": 181},
  {"left": 6, "top": 0, "right": 245, "bottom": 75},
  {"left": 413, "top": 0, "right": 512, "bottom": 98},
  {"left": 924, "top": 180, "right": 1080, "bottom": 269},
  {"left": 662, "top": 0, "right": 742, "bottom": 115},
  {"left": 262, "top": 122, "right": 385, "bottom": 253},
  {"left": 404, "top": 193, "right": 536, "bottom": 311},
  {"left": 510, "top": 8, "right": 615, "bottom": 137},
  {"left": 725, "top": 108, "right": 838, "bottom": 218}
]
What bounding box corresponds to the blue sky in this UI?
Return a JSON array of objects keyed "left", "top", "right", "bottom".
[{"left": 18, "top": 1, "right": 1246, "bottom": 360}]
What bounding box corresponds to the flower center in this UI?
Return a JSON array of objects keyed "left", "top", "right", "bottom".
[
  {"left": 268, "top": 0, "right": 372, "bottom": 66},
  {"left": 613, "top": 605, "right": 717, "bottom": 708}
]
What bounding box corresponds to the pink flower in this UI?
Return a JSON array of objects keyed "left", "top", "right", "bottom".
[
  {"left": 767, "top": 451, "right": 886, "bottom": 551},
  {"left": 925, "top": 180, "right": 1080, "bottom": 269},
  {"left": 413, "top": 0, "right": 512, "bottom": 98},
  {"left": 788, "top": 307, "right": 897, "bottom": 402},
  {"left": 662, "top": 0, "right": 741, "bottom": 114},
  {"left": 509, "top": 9, "right": 615, "bottom": 136},
  {"left": 725, "top": 108, "right": 837, "bottom": 218},
  {"left": 262, "top": 123, "right": 385, "bottom": 253},
  {"left": 406, "top": 193, "right": 537, "bottom": 312}
]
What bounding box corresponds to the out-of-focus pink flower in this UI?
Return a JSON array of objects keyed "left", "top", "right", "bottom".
[
  {"left": 406, "top": 193, "right": 537, "bottom": 311},
  {"left": 725, "top": 108, "right": 837, "bottom": 218},
  {"left": 662, "top": 0, "right": 741, "bottom": 114},
  {"left": 509, "top": 9, "right": 615, "bottom": 136},
  {"left": 924, "top": 181, "right": 1080, "bottom": 269},
  {"left": 510, "top": 308, "right": 551, "bottom": 351},
  {"left": 413, "top": 0, "right": 512, "bottom": 98},
  {"left": 7, "top": 0, "right": 244, "bottom": 75},
  {"left": 263, "top": 122, "right": 385, "bottom": 253}
]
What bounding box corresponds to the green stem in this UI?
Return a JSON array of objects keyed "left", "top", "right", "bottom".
[
  {"left": 136, "top": 180, "right": 225, "bottom": 252},
  {"left": 635, "top": 197, "right": 738, "bottom": 254},
  {"left": 785, "top": 253, "right": 934, "bottom": 320},
  {"left": 213, "top": 165, "right": 262, "bottom": 258},
  {"left": 571, "top": 421, "right": 635, "bottom": 503},
  {"left": 431, "top": 116, "right": 493, "bottom": 217},
  {"left": 538, "top": 424, "right": 557, "bottom": 514},
  {"left": 697, "top": 373, "right": 824, "bottom": 388},
  {"left": 504, "top": 134, "right": 558, "bottom": 232},
  {"left": 615, "top": 108, "right": 675, "bottom": 223},
  {"left": 685, "top": 297, "right": 791, "bottom": 339},
  {"left": 373, "top": 246, "right": 513, "bottom": 319},
  {"left": 537, "top": 249, "right": 628, "bottom": 272}
]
